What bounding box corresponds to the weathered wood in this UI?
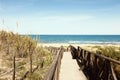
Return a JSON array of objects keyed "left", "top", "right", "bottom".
[
  {"left": 110, "top": 62, "right": 117, "bottom": 80},
  {"left": 70, "top": 45, "right": 77, "bottom": 59},
  {"left": 80, "top": 47, "right": 120, "bottom": 65},
  {"left": 12, "top": 56, "right": 15, "bottom": 80},
  {"left": 44, "top": 47, "right": 63, "bottom": 80},
  {"left": 70, "top": 46, "right": 120, "bottom": 80},
  {"left": 80, "top": 49, "right": 83, "bottom": 60},
  {"left": 59, "top": 52, "right": 87, "bottom": 80},
  {"left": 29, "top": 53, "right": 32, "bottom": 80}
]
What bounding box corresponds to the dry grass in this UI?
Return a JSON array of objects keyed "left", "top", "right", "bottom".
[
  {"left": 86, "top": 45, "right": 120, "bottom": 79},
  {"left": 0, "top": 30, "right": 54, "bottom": 80}
]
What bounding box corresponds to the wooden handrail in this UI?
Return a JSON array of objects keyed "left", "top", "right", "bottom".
[
  {"left": 79, "top": 46, "right": 120, "bottom": 65},
  {"left": 44, "top": 47, "right": 64, "bottom": 80},
  {"left": 94, "top": 53, "right": 120, "bottom": 65},
  {"left": 70, "top": 45, "right": 120, "bottom": 65},
  {"left": 70, "top": 45, "right": 120, "bottom": 80}
]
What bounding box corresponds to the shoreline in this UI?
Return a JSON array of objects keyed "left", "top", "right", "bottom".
[
  {"left": 38, "top": 43, "right": 120, "bottom": 53},
  {"left": 38, "top": 42, "right": 120, "bottom": 48}
]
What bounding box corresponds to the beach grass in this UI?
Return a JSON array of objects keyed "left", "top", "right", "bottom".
[
  {"left": 89, "top": 46, "right": 120, "bottom": 79},
  {"left": 0, "top": 30, "right": 54, "bottom": 79},
  {"left": 1, "top": 30, "right": 120, "bottom": 79}
]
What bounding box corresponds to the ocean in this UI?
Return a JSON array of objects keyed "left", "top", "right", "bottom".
[{"left": 30, "top": 35, "right": 120, "bottom": 44}]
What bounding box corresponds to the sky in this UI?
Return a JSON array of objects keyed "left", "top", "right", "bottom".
[{"left": 0, "top": 0, "right": 120, "bottom": 34}]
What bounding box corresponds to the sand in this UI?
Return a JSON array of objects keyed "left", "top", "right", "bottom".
[
  {"left": 38, "top": 43, "right": 120, "bottom": 49},
  {"left": 38, "top": 43, "right": 120, "bottom": 53}
]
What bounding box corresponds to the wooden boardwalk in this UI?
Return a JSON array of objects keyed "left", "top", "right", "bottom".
[{"left": 59, "top": 52, "right": 87, "bottom": 80}]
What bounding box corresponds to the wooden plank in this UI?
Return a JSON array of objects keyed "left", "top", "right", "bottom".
[
  {"left": 59, "top": 52, "right": 87, "bottom": 80},
  {"left": 44, "top": 48, "right": 63, "bottom": 80}
]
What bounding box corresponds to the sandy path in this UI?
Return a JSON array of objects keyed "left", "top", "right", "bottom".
[{"left": 59, "top": 52, "right": 87, "bottom": 80}]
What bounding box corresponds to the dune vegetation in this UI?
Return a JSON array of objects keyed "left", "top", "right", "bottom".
[
  {"left": 87, "top": 46, "right": 120, "bottom": 79},
  {"left": 0, "top": 30, "right": 54, "bottom": 80},
  {"left": 96, "top": 46, "right": 120, "bottom": 79},
  {"left": 95, "top": 46, "right": 120, "bottom": 60}
]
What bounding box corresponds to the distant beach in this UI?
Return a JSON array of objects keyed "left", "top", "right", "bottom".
[
  {"left": 32, "top": 35, "right": 120, "bottom": 51},
  {"left": 38, "top": 43, "right": 120, "bottom": 49}
]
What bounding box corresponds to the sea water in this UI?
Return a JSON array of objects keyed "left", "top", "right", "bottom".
[{"left": 29, "top": 35, "right": 120, "bottom": 44}]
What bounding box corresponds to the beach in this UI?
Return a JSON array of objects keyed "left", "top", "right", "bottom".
[
  {"left": 38, "top": 43, "right": 120, "bottom": 52},
  {"left": 1, "top": 32, "right": 120, "bottom": 79},
  {"left": 34, "top": 35, "right": 120, "bottom": 51},
  {"left": 39, "top": 43, "right": 120, "bottom": 47}
]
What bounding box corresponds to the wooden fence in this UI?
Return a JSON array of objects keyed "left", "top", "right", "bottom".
[
  {"left": 70, "top": 45, "right": 120, "bottom": 80},
  {"left": 44, "top": 46, "right": 64, "bottom": 80}
]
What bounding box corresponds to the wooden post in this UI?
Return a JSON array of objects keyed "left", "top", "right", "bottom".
[
  {"left": 80, "top": 49, "right": 83, "bottom": 60},
  {"left": 29, "top": 41, "right": 32, "bottom": 80},
  {"left": 69, "top": 46, "right": 120, "bottom": 80},
  {"left": 13, "top": 55, "right": 15, "bottom": 80},
  {"left": 29, "top": 53, "right": 32, "bottom": 80},
  {"left": 110, "top": 62, "right": 117, "bottom": 80}
]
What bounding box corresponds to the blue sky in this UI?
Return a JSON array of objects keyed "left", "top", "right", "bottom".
[{"left": 0, "top": 0, "right": 120, "bottom": 34}]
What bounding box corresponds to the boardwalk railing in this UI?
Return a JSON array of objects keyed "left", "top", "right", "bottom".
[
  {"left": 70, "top": 45, "right": 120, "bottom": 80},
  {"left": 44, "top": 46, "right": 64, "bottom": 80}
]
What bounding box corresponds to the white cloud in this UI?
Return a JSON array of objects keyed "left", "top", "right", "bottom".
[
  {"left": 39, "top": 15, "right": 93, "bottom": 22},
  {"left": 2, "top": 14, "right": 120, "bottom": 34},
  {"left": 2, "top": 15, "right": 93, "bottom": 34}
]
